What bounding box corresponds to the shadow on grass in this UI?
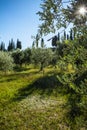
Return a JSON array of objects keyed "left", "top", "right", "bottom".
[
  {"left": 11, "top": 71, "right": 87, "bottom": 129},
  {"left": 0, "top": 69, "right": 40, "bottom": 83},
  {"left": 13, "top": 66, "right": 31, "bottom": 72},
  {"left": 0, "top": 77, "right": 17, "bottom": 83},
  {"left": 13, "top": 74, "right": 64, "bottom": 102}
]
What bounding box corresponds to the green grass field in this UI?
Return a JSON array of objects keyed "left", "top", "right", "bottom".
[{"left": 0, "top": 66, "right": 86, "bottom": 130}]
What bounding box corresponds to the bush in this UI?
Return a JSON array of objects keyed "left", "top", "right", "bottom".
[{"left": 0, "top": 51, "right": 14, "bottom": 72}]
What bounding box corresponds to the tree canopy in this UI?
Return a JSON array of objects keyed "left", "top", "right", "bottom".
[
  {"left": 0, "top": 51, "right": 14, "bottom": 72},
  {"left": 37, "top": 0, "right": 87, "bottom": 35}
]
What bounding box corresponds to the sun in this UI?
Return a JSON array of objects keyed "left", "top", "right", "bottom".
[{"left": 79, "top": 6, "right": 86, "bottom": 16}]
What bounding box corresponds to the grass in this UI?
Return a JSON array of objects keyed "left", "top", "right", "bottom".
[{"left": 0, "top": 66, "right": 86, "bottom": 130}]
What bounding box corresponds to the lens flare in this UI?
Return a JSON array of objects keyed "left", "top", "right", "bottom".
[{"left": 79, "top": 7, "right": 86, "bottom": 16}]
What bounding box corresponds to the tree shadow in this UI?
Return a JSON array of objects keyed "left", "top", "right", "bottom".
[
  {"left": 11, "top": 71, "right": 87, "bottom": 129},
  {"left": 0, "top": 77, "right": 17, "bottom": 83},
  {"left": 12, "top": 74, "right": 63, "bottom": 102},
  {"left": 13, "top": 66, "right": 31, "bottom": 72},
  {"left": 0, "top": 70, "right": 39, "bottom": 83}
]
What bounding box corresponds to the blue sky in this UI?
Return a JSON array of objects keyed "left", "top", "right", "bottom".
[
  {"left": 0, "top": 0, "right": 42, "bottom": 49},
  {"left": 0, "top": 0, "right": 72, "bottom": 49}
]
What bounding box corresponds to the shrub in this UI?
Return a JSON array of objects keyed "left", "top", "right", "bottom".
[{"left": 0, "top": 51, "right": 14, "bottom": 72}]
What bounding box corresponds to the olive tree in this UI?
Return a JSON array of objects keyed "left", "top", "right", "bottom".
[
  {"left": 12, "top": 49, "right": 24, "bottom": 67},
  {"left": 23, "top": 48, "right": 31, "bottom": 65},
  {"left": 37, "top": 0, "right": 87, "bottom": 35},
  {"left": 31, "top": 48, "right": 53, "bottom": 72},
  {"left": 0, "top": 51, "right": 14, "bottom": 73}
]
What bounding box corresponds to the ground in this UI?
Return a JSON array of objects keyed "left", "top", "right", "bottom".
[{"left": 0, "top": 66, "right": 86, "bottom": 130}]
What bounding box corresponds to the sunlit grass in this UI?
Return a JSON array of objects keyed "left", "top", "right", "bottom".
[{"left": 0, "top": 65, "right": 86, "bottom": 130}]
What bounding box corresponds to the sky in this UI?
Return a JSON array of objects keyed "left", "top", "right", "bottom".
[
  {"left": 0, "top": 0, "right": 72, "bottom": 49},
  {"left": 0, "top": 0, "right": 42, "bottom": 49}
]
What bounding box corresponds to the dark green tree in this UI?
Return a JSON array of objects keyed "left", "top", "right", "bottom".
[
  {"left": 57, "top": 32, "right": 60, "bottom": 41},
  {"left": 8, "top": 39, "right": 15, "bottom": 51},
  {"left": 41, "top": 38, "right": 45, "bottom": 48},
  {"left": 12, "top": 50, "right": 24, "bottom": 67},
  {"left": 8, "top": 41, "right": 11, "bottom": 51},
  {"left": 23, "top": 48, "right": 31, "bottom": 65},
  {"left": 70, "top": 29, "right": 73, "bottom": 40},
  {"left": 52, "top": 36, "right": 58, "bottom": 47},
  {"left": 0, "top": 42, "right": 5, "bottom": 51},
  {"left": 16, "top": 39, "right": 22, "bottom": 49},
  {"left": 67, "top": 34, "right": 69, "bottom": 40},
  {"left": 56, "top": 43, "right": 87, "bottom": 128},
  {"left": 64, "top": 31, "right": 66, "bottom": 40},
  {"left": 36, "top": 34, "right": 39, "bottom": 48}
]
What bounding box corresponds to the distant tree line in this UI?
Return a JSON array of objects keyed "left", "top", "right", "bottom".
[
  {"left": 51, "top": 29, "right": 75, "bottom": 47},
  {"left": 0, "top": 38, "right": 22, "bottom": 51},
  {"left": 32, "top": 34, "right": 45, "bottom": 48}
]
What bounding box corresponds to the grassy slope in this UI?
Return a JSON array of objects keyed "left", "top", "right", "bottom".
[{"left": 0, "top": 67, "right": 86, "bottom": 130}]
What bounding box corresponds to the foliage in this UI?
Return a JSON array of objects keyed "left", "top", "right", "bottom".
[
  {"left": 23, "top": 48, "right": 31, "bottom": 65},
  {"left": 31, "top": 48, "right": 53, "bottom": 71},
  {"left": 0, "top": 0, "right": 87, "bottom": 129},
  {"left": 12, "top": 49, "right": 24, "bottom": 66},
  {"left": 36, "top": 34, "right": 39, "bottom": 48},
  {"left": 32, "top": 41, "right": 35, "bottom": 48},
  {"left": 62, "top": 0, "right": 87, "bottom": 27},
  {"left": 50, "top": 50, "right": 59, "bottom": 67},
  {"left": 0, "top": 41, "right": 5, "bottom": 51},
  {"left": 0, "top": 38, "right": 22, "bottom": 51},
  {"left": 16, "top": 39, "right": 22, "bottom": 49},
  {"left": 8, "top": 39, "right": 15, "bottom": 51},
  {"left": 0, "top": 51, "right": 14, "bottom": 72},
  {"left": 52, "top": 35, "right": 58, "bottom": 46},
  {"left": 37, "top": 0, "right": 62, "bottom": 34},
  {"left": 37, "top": 0, "right": 87, "bottom": 35},
  {"left": 41, "top": 38, "right": 45, "bottom": 48},
  {"left": 56, "top": 42, "right": 87, "bottom": 128}
]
